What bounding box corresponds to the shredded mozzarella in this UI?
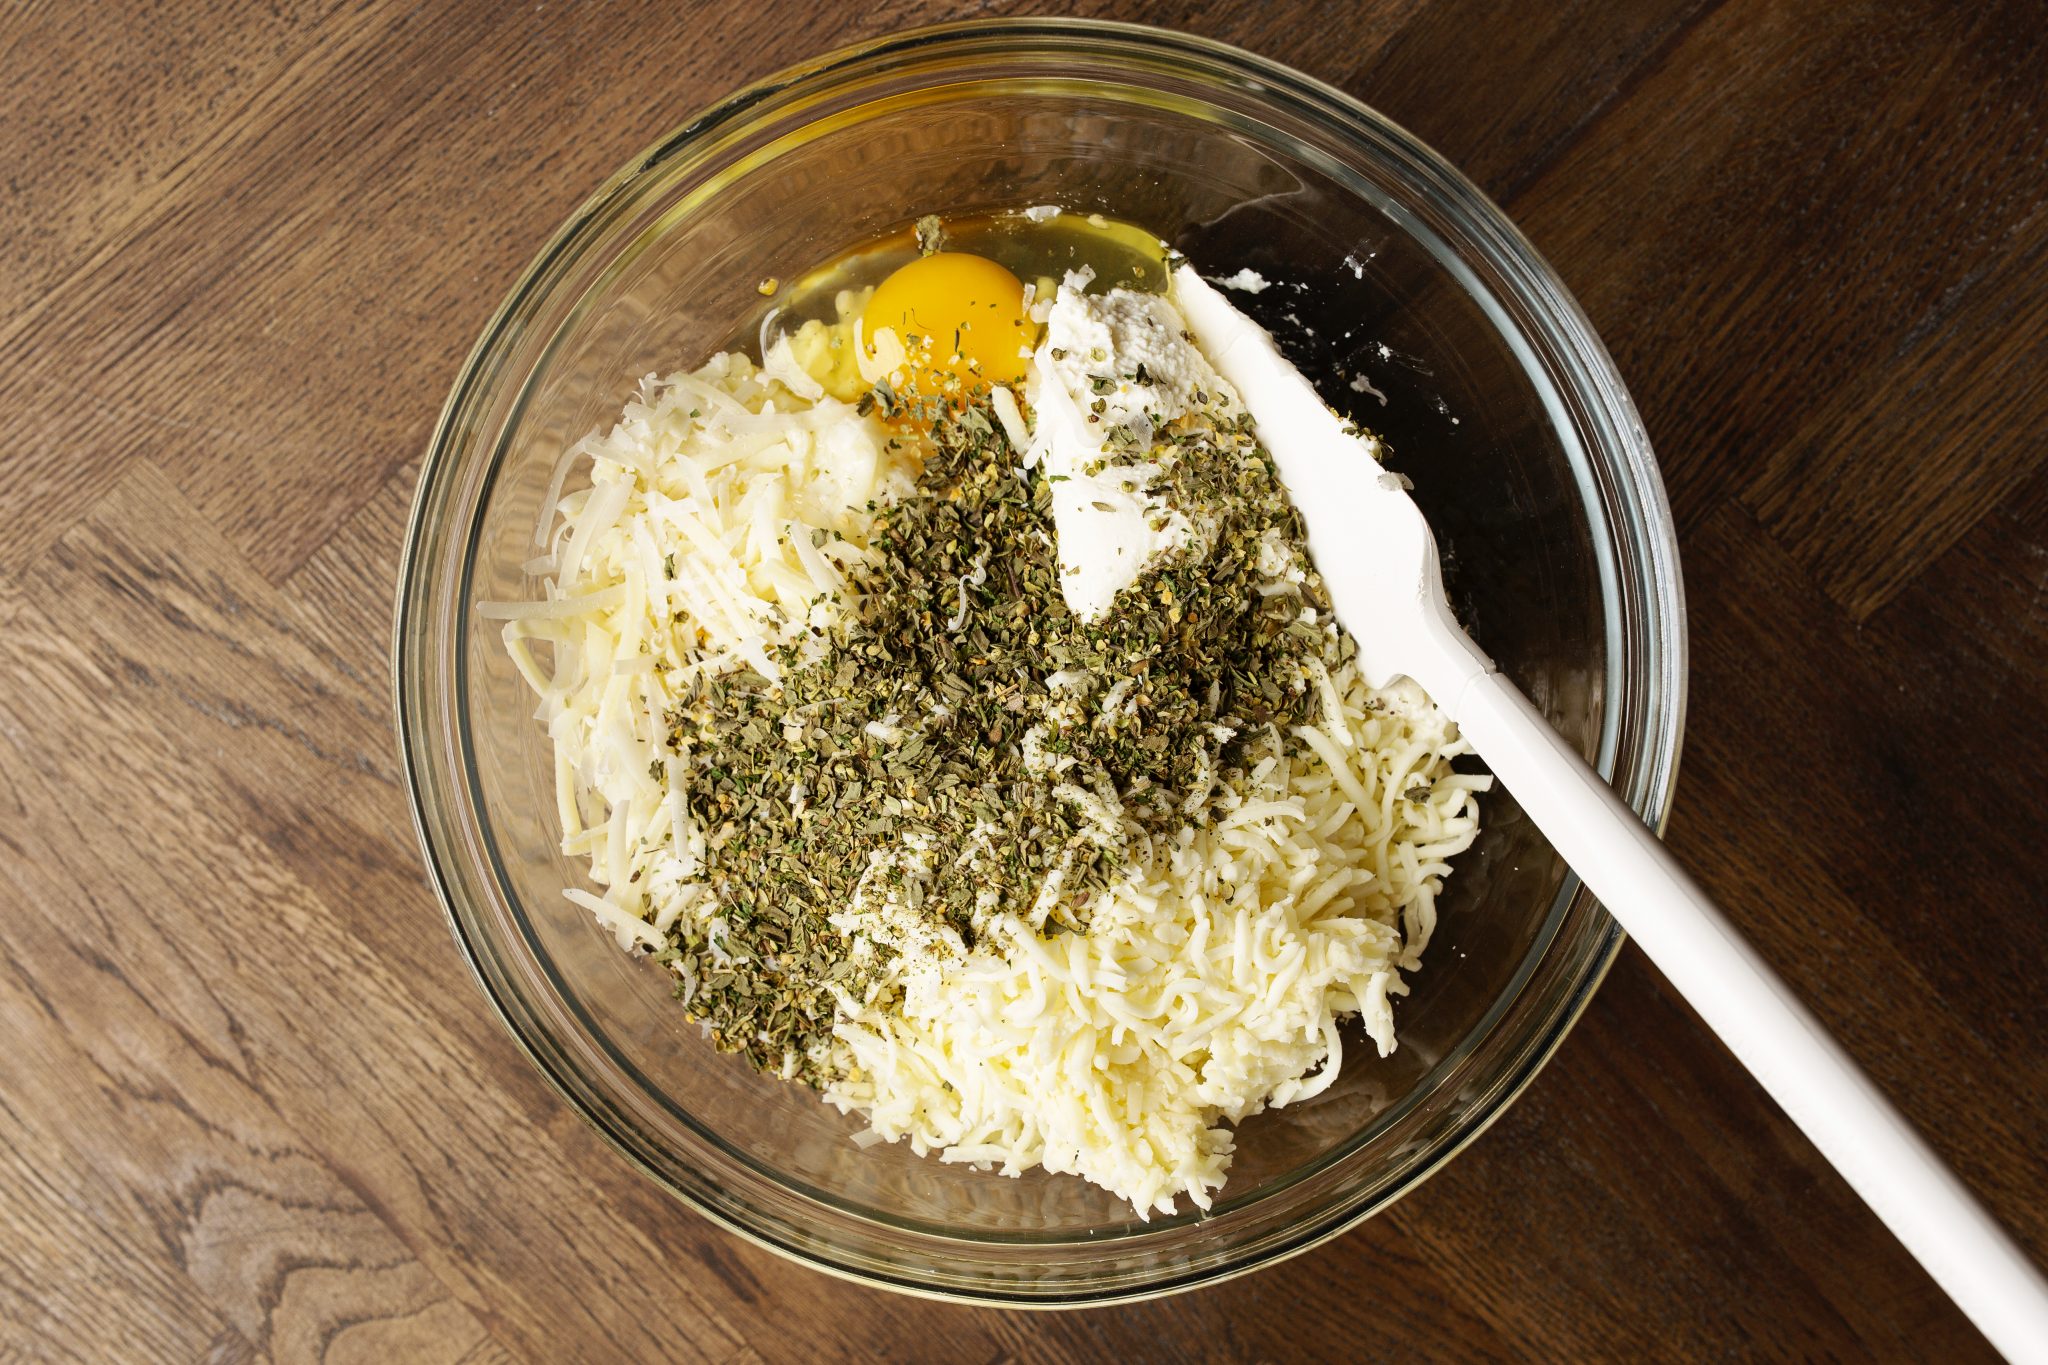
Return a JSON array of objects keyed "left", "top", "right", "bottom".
[
  {"left": 824, "top": 670, "right": 1484, "bottom": 1216},
  {"left": 484, "top": 353, "right": 912, "bottom": 956}
]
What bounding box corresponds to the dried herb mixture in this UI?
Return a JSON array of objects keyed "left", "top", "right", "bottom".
[{"left": 649, "top": 375, "right": 1349, "bottom": 1080}]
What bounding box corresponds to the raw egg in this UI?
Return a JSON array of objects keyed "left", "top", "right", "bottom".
[{"left": 861, "top": 252, "right": 1035, "bottom": 394}]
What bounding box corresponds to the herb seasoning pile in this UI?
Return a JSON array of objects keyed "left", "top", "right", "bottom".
[{"left": 659, "top": 383, "right": 1344, "bottom": 1078}]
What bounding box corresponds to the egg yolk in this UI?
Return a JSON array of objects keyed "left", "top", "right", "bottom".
[{"left": 861, "top": 252, "right": 1035, "bottom": 395}]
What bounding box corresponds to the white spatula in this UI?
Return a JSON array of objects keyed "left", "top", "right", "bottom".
[{"left": 1174, "top": 264, "right": 2048, "bottom": 1363}]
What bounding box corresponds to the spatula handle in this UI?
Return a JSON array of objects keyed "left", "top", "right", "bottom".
[{"left": 1450, "top": 669, "right": 2048, "bottom": 1363}]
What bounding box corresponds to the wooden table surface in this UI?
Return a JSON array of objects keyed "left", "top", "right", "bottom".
[{"left": 4, "top": 1, "right": 2044, "bottom": 1360}]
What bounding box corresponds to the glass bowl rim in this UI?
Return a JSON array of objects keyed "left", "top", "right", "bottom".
[{"left": 393, "top": 15, "right": 1686, "bottom": 1305}]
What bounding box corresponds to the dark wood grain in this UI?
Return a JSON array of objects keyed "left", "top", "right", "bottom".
[{"left": 3, "top": 1, "right": 2043, "bottom": 1360}]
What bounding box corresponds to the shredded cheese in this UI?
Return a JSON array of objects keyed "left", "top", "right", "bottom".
[
  {"left": 485, "top": 352, "right": 911, "bottom": 956},
  {"left": 824, "top": 668, "right": 1484, "bottom": 1216}
]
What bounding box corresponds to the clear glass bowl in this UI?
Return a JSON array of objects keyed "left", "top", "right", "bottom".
[{"left": 395, "top": 18, "right": 1685, "bottom": 1305}]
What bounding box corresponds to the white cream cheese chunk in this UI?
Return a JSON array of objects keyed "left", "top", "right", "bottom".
[{"left": 1023, "top": 277, "right": 1231, "bottom": 621}]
